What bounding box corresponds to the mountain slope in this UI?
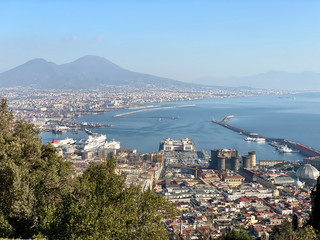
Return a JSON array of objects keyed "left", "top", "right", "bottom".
[{"left": 0, "top": 56, "right": 190, "bottom": 89}]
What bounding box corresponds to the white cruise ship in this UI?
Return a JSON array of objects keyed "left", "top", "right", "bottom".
[
  {"left": 83, "top": 135, "right": 107, "bottom": 151},
  {"left": 52, "top": 137, "right": 76, "bottom": 147},
  {"left": 104, "top": 140, "right": 121, "bottom": 150}
]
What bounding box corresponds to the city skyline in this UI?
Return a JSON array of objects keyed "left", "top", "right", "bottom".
[{"left": 1, "top": 0, "right": 320, "bottom": 83}]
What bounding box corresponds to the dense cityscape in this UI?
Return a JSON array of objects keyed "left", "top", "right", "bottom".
[
  {"left": 0, "top": 85, "right": 319, "bottom": 239},
  {"left": 0, "top": 86, "right": 286, "bottom": 120},
  {"left": 45, "top": 134, "right": 320, "bottom": 239},
  {"left": 1, "top": 1, "right": 320, "bottom": 239}
]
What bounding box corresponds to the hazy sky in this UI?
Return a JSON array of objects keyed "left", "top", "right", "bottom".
[{"left": 1, "top": 0, "right": 320, "bottom": 82}]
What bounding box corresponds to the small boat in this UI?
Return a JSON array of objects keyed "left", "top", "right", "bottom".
[
  {"left": 245, "top": 137, "right": 266, "bottom": 142},
  {"left": 278, "top": 145, "right": 299, "bottom": 153},
  {"left": 245, "top": 137, "right": 255, "bottom": 141},
  {"left": 255, "top": 137, "right": 266, "bottom": 142}
]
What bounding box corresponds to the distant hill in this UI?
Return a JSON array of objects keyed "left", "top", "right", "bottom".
[
  {"left": 194, "top": 71, "right": 320, "bottom": 90},
  {"left": 3, "top": 56, "right": 318, "bottom": 90},
  {"left": 0, "top": 55, "right": 193, "bottom": 89}
]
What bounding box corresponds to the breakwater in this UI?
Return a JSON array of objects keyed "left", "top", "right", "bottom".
[
  {"left": 113, "top": 104, "right": 195, "bottom": 118},
  {"left": 212, "top": 118, "right": 320, "bottom": 158}
]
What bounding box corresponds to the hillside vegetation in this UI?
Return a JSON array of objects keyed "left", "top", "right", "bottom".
[{"left": 0, "top": 99, "right": 176, "bottom": 239}]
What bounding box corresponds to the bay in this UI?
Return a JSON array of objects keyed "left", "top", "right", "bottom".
[{"left": 40, "top": 92, "right": 320, "bottom": 162}]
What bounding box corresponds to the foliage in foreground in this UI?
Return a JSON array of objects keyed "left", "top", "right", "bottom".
[
  {"left": 0, "top": 99, "right": 176, "bottom": 239},
  {"left": 61, "top": 162, "right": 177, "bottom": 240},
  {"left": 272, "top": 220, "right": 318, "bottom": 240},
  {"left": 218, "top": 229, "right": 254, "bottom": 240}
]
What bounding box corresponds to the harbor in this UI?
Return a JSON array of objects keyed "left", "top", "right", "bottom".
[
  {"left": 39, "top": 94, "right": 320, "bottom": 163},
  {"left": 38, "top": 118, "right": 114, "bottom": 136},
  {"left": 211, "top": 116, "right": 320, "bottom": 158}
]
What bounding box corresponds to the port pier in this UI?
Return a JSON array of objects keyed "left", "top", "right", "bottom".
[
  {"left": 114, "top": 115, "right": 178, "bottom": 119},
  {"left": 211, "top": 118, "right": 320, "bottom": 158}
]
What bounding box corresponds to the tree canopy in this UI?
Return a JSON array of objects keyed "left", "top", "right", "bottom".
[
  {"left": 0, "top": 98, "right": 176, "bottom": 239},
  {"left": 272, "top": 220, "right": 318, "bottom": 240},
  {"left": 218, "top": 229, "right": 254, "bottom": 240}
]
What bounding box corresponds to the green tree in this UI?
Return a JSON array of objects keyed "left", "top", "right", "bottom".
[
  {"left": 273, "top": 221, "right": 319, "bottom": 240},
  {"left": 0, "top": 99, "right": 72, "bottom": 238},
  {"left": 219, "top": 229, "right": 254, "bottom": 240},
  {"left": 0, "top": 98, "right": 177, "bottom": 239},
  {"left": 0, "top": 209, "right": 13, "bottom": 237},
  {"left": 60, "top": 159, "right": 177, "bottom": 240},
  {"left": 310, "top": 176, "right": 320, "bottom": 231},
  {"left": 272, "top": 220, "right": 295, "bottom": 240},
  {"left": 295, "top": 225, "right": 318, "bottom": 240}
]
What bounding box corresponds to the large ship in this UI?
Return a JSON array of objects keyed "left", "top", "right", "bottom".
[
  {"left": 82, "top": 134, "right": 107, "bottom": 151},
  {"left": 104, "top": 140, "right": 121, "bottom": 150},
  {"left": 52, "top": 137, "right": 76, "bottom": 147}
]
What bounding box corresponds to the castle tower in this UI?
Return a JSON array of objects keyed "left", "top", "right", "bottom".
[
  {"left": 243, "top": 156, "right": 251, "bottom": 169},
  {"left": 217, "top": 157, "right": 226, "bottom": 170},
  {"left": 230, "top": 156, "right": 240, "bottom": 171},
  {"left": 248, "top": 151, "right": 256, "bottom": 167}
]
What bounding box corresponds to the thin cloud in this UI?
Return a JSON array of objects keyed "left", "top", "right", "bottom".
[
  {"left": 96, "top": 35, "right": 104, "bottom": 41},
  {"left": 63, "top": 35, "right": 78, "bottom": 41}
]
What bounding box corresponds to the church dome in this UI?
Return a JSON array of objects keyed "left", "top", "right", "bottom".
[{"left": 296, "top": 164, "right": 319, "bottom": 180}]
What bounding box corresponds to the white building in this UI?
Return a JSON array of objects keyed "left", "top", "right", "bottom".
[{"left": 159, "top": 138, "right": 196, "bottom": 152}]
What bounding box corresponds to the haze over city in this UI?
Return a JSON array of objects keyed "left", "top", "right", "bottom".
[
  {"left": 1, "top": 0, "right": 320, "bottom": 86},
  {"left": 2, "top": 1, "right": 320, "bottom": 239}
]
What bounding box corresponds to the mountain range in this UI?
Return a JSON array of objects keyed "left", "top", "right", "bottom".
[
  {"left": 0, "top": 55, "right": 190, "bottom": 89},
  {"left": 194, "top": 71, "right": 320, "bottom": 90},
  {"left": 0, "top": 55, "right": 319, "bottom": 90}
]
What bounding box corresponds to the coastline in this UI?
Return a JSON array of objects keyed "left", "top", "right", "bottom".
[{"left": 40, "top": 92, "right": 320, "bottom": 160}]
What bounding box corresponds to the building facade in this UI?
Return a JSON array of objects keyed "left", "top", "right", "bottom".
[{"left": 159, "top": 138, "right": 196, "bottom": 152}]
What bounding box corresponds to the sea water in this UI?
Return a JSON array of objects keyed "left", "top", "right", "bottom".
[{"left": 40, "top": 92, "right": 320, "bottom": 162}]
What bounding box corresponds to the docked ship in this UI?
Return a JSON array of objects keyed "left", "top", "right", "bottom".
[
  {"left": 52, "top": 125, "right": 69, "bottom": 134},
  {"left": 82, "top": 134, "right": 107, "bottom": 151},
  {"left": 52, "top": 137, "right": 76, "bottom": 147},
  {"left": 255, "top": 137, "right": 266, "bottom": 142},
  {"left": 245, "top": 137, "right": 266, "bottom": 142},
  {"left": 278, "top": 145, "right": 299, "bottom": 153},
  {"left": 104, "top": 140, "right": 121, "bottom": 150},
  {"left": 245, "top": 137, "right": 255, "bottom": 141}
]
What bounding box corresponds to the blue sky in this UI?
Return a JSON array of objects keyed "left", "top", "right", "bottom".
[{"left": 1, "top": 0, "right": 320, "bottom": 82}]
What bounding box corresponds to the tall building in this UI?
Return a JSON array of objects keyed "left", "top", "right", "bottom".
[
  {"left": 248, "top": 151, "right": 257, "bottom": 167},
  {"left": 230, "top": 156, "right": 240, "bottom": 171},
  {"left": 210, "top": 149, "right": 239, "bottom": 170},
  {"left": 210, "top": 149, "right": 256, "bottom": 170}
]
